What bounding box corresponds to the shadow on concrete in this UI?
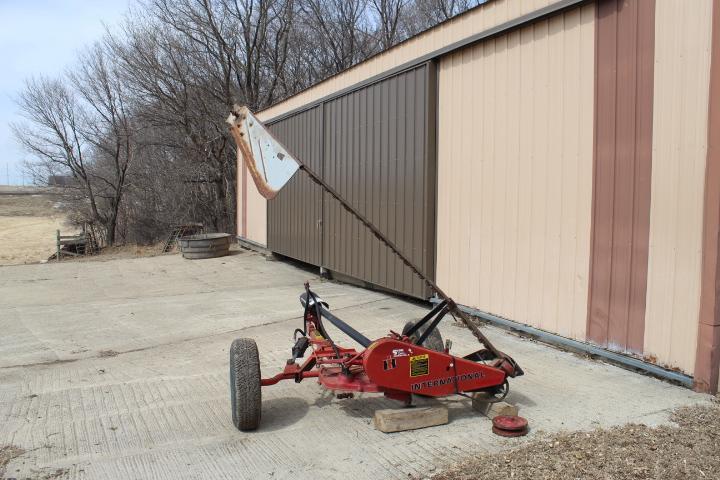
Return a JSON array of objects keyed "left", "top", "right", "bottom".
[
  {"left": 259, "top": 397, "right": 310, "bottom": 431},
  {"left": 312, "top": 389, "right": 339, "bottom": 409},
  {"left": 506, "top": 390, "right": 537, "bottom": 407},
  {"left": 444, "top": 397, "right": 488, "bottom": 423}
]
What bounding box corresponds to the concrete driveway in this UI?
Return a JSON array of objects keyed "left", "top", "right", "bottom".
[{"left": 0, "top": 250, "right": 710, "bottom": 479}]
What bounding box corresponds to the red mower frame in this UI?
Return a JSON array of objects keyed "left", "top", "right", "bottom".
[{"left": 229, "top": 282, "right": 523, "bottom": 431}]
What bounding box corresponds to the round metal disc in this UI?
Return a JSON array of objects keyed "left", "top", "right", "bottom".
[
  {"left": 492, "top": 415, "right": 529, "bottom": 432},
  {"left": 492, "top": 425, "right": 529, "bottom": 437}
]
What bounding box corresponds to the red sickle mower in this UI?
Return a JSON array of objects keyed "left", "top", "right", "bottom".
[
  {"left": 229, "top": 283, "right": 523, "bottom": 431},
  {"left": 226, "top": 106, "right": 524, "bottom": 431}
]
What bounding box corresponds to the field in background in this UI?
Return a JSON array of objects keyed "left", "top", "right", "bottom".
[{"left": 0, "top": 185, "right": 76, "bottom": 265}]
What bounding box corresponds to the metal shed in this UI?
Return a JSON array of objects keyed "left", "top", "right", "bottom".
[{"left": 237, "top": 0, "right": 720, "bottom": 395}]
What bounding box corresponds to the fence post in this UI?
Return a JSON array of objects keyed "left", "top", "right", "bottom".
[{"left": 56, "top": 229, "right": 60, "bottom": 262}]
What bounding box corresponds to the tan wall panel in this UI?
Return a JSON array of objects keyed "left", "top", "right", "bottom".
[
  {"left": 436, "top": 5, "right": 595, "bottom": 339},
  {"left": 235, "top": 165, "right": 246, "bottom": 240},
  {"left": 237, "top": 159, "right": 267, "bottom": 247},
  {"left": 256, "top": 0, "right": 560, "bottom": 122},
  {"left": 246, "top": 182, "right": 267, "bottom": 246},
  {"left": 644, "top": 0, "right": 714, "bottom": 373}
]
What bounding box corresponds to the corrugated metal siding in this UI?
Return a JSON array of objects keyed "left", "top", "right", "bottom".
[
  {"left": 695, "top": 0, "right": 720, "bottom": 394},
  {"left": 248, "top": 0, "right": 575, "bottom": 251},
  {"left": 267, "top": 107, "right": 324, "bottom": 264},
  {"left": 322, "top": 65, "right": 435, "bottom": 299},
  {"left": 587, "top": 0, "right": 655, "bottom": 355},
  {"left": 436, "top": 4, "right": 595, "bottom": 339},
  {"left": 643, "top": 0, "right": 714, "bottom": 374},
  {"left": 257, "top": 0, "right": 562, "bottom": 122}
]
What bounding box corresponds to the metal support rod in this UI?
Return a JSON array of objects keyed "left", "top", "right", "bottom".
[
  {"left": 296, "top": 164, "right": 505, "bottom": 360},
  {"left": 319, "top": 305, "right": 373, "bottom": 348},
  {"left": 406, "top": 299, "right": 447, "bottom": 337},
  {"left": 416, "top": 306, "right": 449, "bottom": 347}
]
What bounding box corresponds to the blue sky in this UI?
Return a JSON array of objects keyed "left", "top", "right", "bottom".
[{"left": 0, "top": 0, "right": 131, "bottom": 185}]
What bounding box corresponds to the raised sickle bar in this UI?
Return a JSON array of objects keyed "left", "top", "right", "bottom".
[{"left": 227, "top": 105, "right": 522, "bottom": 378}]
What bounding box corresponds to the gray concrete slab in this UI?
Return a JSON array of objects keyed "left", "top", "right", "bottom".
[{"left": 0, "top": 251, "right": 712, "bottom": 479}]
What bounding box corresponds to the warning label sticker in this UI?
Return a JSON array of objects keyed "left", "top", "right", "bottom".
[{"left": 409, "top": 354, "right": 429, "bottom": 377}]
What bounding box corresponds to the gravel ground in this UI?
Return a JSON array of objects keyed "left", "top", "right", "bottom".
[{"left": 433, "top": 399, "right": 720, "bottom": 480}]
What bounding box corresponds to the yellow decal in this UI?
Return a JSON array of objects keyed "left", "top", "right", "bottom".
[{"left": 409, "top": 354, "right": 430, "bottom": 377}]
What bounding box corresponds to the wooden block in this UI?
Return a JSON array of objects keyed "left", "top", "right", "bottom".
[
  {"left": 373, "top": 406, "right": 449, "bottom": 433},
  {"left": 471, "top": 395, "right": 519, "bottom": 418}
]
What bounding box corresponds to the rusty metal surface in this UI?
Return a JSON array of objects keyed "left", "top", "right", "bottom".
[{"left": 492, "top": 415, "right": 528, "bottom": 431}]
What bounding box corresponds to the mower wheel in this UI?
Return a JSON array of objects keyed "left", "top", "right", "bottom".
[
  {"left": 229, "top": 338, "right": 262, "bottom": 431},
  {"left": 403, "top": 320, "right": 444, "bottom": 352}
]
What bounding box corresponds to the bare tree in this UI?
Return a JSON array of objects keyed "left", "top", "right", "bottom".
[
  {"left": 299, "top": 0, "right": 375, "bottom": 74},
  {"left": 369, "top": 0, "right": 407, "bottom": 50},
  {"left": 12, "top": 77, "right": 105, "bottom": 230},
  {"left": 13, "top": 42, "right": 140, "bottom": 246},
  {"left": 109, "top": 12, "right": 237, "bottom": 233},
  {"left": 71, "top": 44, "right": 138, "bottom": 245},
  {"left": 411, "top": 0, "right": 482, "bottom": 28},
  {"left": 147, "top": 0, "right": 295, "bottom": 110}
]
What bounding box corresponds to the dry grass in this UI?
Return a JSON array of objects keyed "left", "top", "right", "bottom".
[
  {"left": 0, "top": 187, "right": 75, "bottom": 266},
  {"left": 70, "top": 242, "right": 165, "bottom": 262},
  {"left": 432, "top": 401, "right": 720, "bottom": 480},
  {"left": 68, "top": 240, "right": 242, "bottom": 263},
  {"left": 0, "top": 187, "right": 62, "bottom": 217},
  {"left": 0, "top": 186, "right": 170, "bottom": 265}
]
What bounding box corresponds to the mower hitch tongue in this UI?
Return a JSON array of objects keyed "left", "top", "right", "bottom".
[{"left": 229, "top": 282, "right": 523, "bottom": 431}]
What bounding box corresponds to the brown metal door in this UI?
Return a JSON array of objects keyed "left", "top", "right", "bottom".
[
  {"left": 322, "top": 64, "right": 437, "bottom": 298},
  {"left": 267, "top": 106, "right": 324, "bottom": 265}
]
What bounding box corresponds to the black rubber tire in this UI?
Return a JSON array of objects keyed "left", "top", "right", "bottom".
[
  {"left": 403, "top": 320, "right": 444, "bottom": 352},
  {"left": 229, "top": 338, "right": 262, "bottom": 431}
]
